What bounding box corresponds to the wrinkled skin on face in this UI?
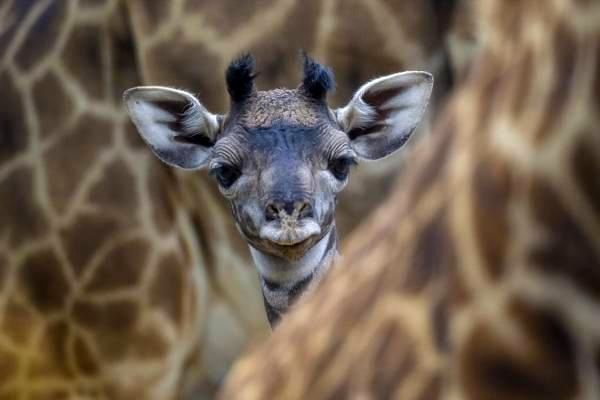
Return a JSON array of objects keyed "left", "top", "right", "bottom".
[{"left": 211, "top": 90, "right": 355, "bottom": 259}]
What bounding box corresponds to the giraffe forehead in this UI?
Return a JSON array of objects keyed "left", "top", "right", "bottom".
[
  {"left": 214, "top": 123, "right": 350, "bottom": 168},
  {"left": 236, "top": 89, "right": 330, "bottom": 128},
  {"left": 245, "top": 124, "right": 324, "bottom": 157}
]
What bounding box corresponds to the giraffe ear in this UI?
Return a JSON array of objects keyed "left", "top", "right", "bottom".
[
  {"left": 123, "top": 86, "right": 221, "bottom": 170},
  {"left": 335, "top": 71, "right": 433, "bottom": 160}
]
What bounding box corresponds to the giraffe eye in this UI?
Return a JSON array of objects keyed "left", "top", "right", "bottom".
[
  {"left": 210, "top": 164, "right": 241, "bottom": 188},
  {"left": 329, "top": 156, "right": 357, "bottom": 181}
]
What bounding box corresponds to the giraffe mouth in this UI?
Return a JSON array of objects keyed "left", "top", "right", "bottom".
[{"left": 259, "top": 220, "right": 321, "bottom": 246}]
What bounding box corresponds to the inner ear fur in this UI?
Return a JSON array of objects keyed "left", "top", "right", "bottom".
[
  {"left": 123, "top": 86, "right": 221, "bottom": 170},
  {"left": 335, "top": 71, "right": 433, "bottom": 160}
]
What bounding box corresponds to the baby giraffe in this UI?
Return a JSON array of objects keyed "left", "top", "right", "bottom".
[{"left": 124, "top": 54, "right": 432, "bottom": 325}]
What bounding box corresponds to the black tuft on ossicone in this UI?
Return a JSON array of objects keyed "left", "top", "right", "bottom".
[
  {"left": 300, "top": 51, "right": 335, "bottom": 100},
  {"left": 226, "top": 53, "right": 257, "bottom": 103}
]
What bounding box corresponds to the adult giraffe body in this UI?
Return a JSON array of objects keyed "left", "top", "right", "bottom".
[{"left": 0, "top": 0, "right": 464, "bottom": 398}]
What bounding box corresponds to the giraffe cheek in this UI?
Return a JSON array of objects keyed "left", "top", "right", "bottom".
[{"left": 232, "top": 202, "right": 263, "bottom": 239}]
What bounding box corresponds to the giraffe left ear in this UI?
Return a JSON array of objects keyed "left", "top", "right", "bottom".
[
  {"left": 335, "top": 71, "right": 433, "bottom": 160},
  {"left": 123, "top": 86, "right": 221, "bottom": 170}
]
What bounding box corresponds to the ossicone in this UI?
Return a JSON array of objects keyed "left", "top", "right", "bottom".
[
  {"left": 299, "top": 51, "right": 335, "bottom": 100},
  {"left": 226, "top": 53, "right": 257, "bottom": 103}
]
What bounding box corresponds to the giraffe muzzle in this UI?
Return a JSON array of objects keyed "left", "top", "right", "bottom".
[{"left": 259, "top": 219, "right": 321, "bottom": 246}]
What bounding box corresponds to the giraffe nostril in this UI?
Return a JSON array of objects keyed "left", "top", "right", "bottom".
[
  {"left": 265, "top": 199, "right": 313, "bottom": 221},
  {"left": 297, "top": 202, "right": 313, "bottom": 219},
  {"left": 265, "top": 204, "right": 279, "bottom": 221}
]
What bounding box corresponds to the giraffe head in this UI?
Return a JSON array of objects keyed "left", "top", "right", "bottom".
[{"left": 124, "top": 53, "right": 432, "bottom": 291}]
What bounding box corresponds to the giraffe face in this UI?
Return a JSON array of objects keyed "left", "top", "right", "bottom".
[
  {"left": 124, "top": 54, "right": 433, "bottom": 262},
  {"left": 210, "top": 94, "right": 353, "bottom": 259}
]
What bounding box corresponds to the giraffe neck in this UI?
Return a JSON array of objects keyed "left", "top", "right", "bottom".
[{"left": 249, "top": 227, "right": 338, "bottom": 326}]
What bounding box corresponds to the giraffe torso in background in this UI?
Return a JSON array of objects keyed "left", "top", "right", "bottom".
[
  {"left": 220, "top": 0, "right": 600, "bottom": 399},
  {"left": 0, "top": 0, "right": 471, "bottom": 398},
  {"left": 0, "top": 1, "right": 263, "bottom": 398}
]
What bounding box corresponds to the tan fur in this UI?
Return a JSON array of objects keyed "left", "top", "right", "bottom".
[{"left": 0, "top": 0, "right": 472, "bottom": 398}]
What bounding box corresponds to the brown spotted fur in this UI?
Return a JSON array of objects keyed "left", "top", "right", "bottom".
[{"left": 0, "top": 0, "right": 473, "bottom": 398}]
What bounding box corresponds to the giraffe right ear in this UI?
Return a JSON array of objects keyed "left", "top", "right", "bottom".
[
  {"left": 335, "top": 72, "right": 433, "bottom": 160},
  {"left": 123, "top": 86, "right": 221, "bottom": 170}
]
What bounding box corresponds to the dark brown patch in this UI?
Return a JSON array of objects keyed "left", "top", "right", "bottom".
[
  {"left": 407, "top": 117, "right": 454, "bottom": 205},
  {"left": 131, "top": 0, "right": 171, "bottom": 36},
  {"left": 83, "top": 237, "right": 149, "bottom": 294},
  {"left": 61, "top": 23, "right": 106, "bottom": 100},
  {"left": 107, "top": 4, "right": 141, "bottom": 105},
  {"left": 14, "top": 1, "right": 68, "bottom": 72},
  {"left": 574, "top": 0, "right": 596, "bottom": 8},
  {"left": 249, "top": 0, "right": 320, "bottom": 94},
  {"left": 595, "top": 38, "right": 600, "bottom": 113},
  {"left": 0, "top": 253, "right": 7, "bottom": 291},
  {"left": 176, "top": 233, "right": 193, "bottom": 269},
  {"left": 0, "top": 1, "right": 30, "bottom": 62},
  {"left": 325, "top": 0, "right": 408, "bottom": 104},
  {"left": 416, "top": 374, "right": 443, "bottom": 400},
  {"left": 147, "top": 159, "right": 176, "bottom": 234},
  {"left": 344, "top": 204, "right": 399, "bottom": 270},
  {"left": 148, "top": 252, "right": 185, "bottom": 326},
  {"left": 338, "top": 166, "right": 404, "bottom": 233},
  {"left": 144, "top": 38, "right": 224, "bottom": 111},
  {"left": 370, "top": 320, "right": 417, "bottom": 399},
  {"left": 0, "top": 348, "right": 17, "bottom": 385},
  {"left": 596, "top": 347, "right": 600, "bottom": 378},
  {"left": 29, "top": 320, "right": 73, "bottom": 379},
  {"left": 1, "top": 299, "right": 39, "bottom": 347},
  {"left": 0, "top": 71, "right": 29, "bottom": 164},
  {"left": 59, "top": 212, "right": 120, "bottom": 277},
  {"left": 402, "top": 210, "right": 454, "bottom": 293},
  {"left": 572, "top": 134, "right": 600, "bottom": 221},
  {"left": 431, "top": 297, "right": 449, "bottom": 351},
  {"left": 464, "top": 58, "right": 505, "bottom": 140},
  {"left": 533, "top": 24, "right": 578, "bottom": 144},
  {"left": 460, "top": 300, "right": 577, "bottom": 400},
  {"left": 450, "top": 264, "right": 473, "bottom": 307},
  {"left": 32, "top": 71, "right": 74, "bottom": 139},
  {"left": 186, "top": 0, "right": 277, "bottom": 35},
  {"left": 28, "top": 389, "right": 71, "bottom": 400},
  {"left": 44, "top": 114, "right": 113, "bottom": 214},
  {"left": 73, "top": 335, "right": 100, "bottom": 376},
  {"left": 341, "top": 271, "right": 388, "bottom": 322},
  {"left": 190, "top": 210, "right": 216, "bottom": 270},
  {"left": 124, "top": 120, "right": 146, "bottom": 149},
  {"left": 0, "top": 167, "right": 49, "bottom": 248},
  {"left": 528, "top": 180, "right": 600, "bottom": 302},
  {"left": 72, "top": 299, "right": 138, "bottom": 361},
  {"left": 471, "top": 155, "right": 512, "bottom": 279},
  {"left": 87, "top": 158, "right": 139, "bottom": 218},
  {"left": 80, "top": 0, "right": 110, "bottom": 8},
  {"left": 18, "top": 248, "right": 70, "bottom": 313},
  {"left": 73, "top": 299, "right": 137, "bottom": 332},
  {"left": 129, "top": 328, "right": 169, "bottom": 360},
  {"left": 380, "top": 0, "right": 436, "bottom": 49}
]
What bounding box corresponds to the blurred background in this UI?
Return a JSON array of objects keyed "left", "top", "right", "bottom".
[{"left": 0, "top": 0, "right": 481, "bottom": 399}]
